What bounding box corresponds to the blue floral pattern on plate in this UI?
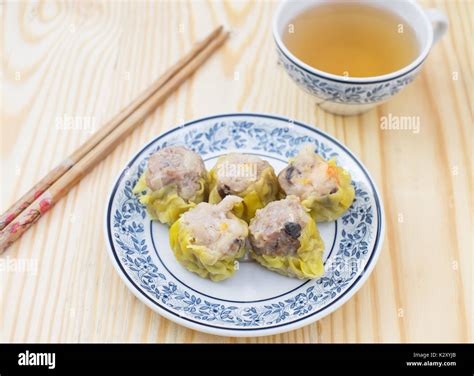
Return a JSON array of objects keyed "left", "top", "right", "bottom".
[{"left": 105, "top": 113, "right": 384, "bottom": 335}]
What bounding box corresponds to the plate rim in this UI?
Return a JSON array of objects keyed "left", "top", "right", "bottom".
[{"left": 103, "top": 112, "right": 385, "bottom": 337}]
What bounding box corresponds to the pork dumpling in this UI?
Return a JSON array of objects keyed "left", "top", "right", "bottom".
[
  {"left": 249, "top": 196, "right": 325, "bottom": 279},
  {"left": 133, "top": 145, "right": 208, "bottom": 225},
  {"left": 278, "top": 145, "right": 355, "bottom": 222},
  {"left": 208, "top": 153, "right": 279, "bottom": 222},
  {"left": 169, "top": 196, "right": 248, "bottom": 281}
]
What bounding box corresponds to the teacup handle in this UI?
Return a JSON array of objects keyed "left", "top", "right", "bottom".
[{"left": 424, "top": 8, "right": 448, "bottom": 44}]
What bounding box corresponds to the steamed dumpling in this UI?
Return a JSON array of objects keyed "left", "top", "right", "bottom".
[
  {"left": 249, "top": 196, "right": 325, "bottom": 279},
  {"left": 133, "top": 145, "right": 208, "bottom": 225},
  {"left": 169, "top": 196, "right": 248, "bottom": 281},
  {"left": 278, "top": 145, "right": 355, "bottom": 222},
  {"left": 208, "top": 153, "right": 279, "bottom": 222}
]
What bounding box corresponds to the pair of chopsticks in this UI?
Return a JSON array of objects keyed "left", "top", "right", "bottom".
[{"left": 0, "top": 26, "right": 229, "bottom": 253}]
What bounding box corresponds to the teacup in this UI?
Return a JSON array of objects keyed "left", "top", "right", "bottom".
[{"left": 273, "top": 0, "right": 448, "bottom": 115}]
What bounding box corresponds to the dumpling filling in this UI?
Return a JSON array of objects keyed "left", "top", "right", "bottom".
[
  {"left": 249, "top": 196, "right": 308, "bottom": 257},
  {"left": 146, "top": 145, "right": 206, "bottom": 200},
  {"left": 278, "top": 145, "right": 355, "bottom": 222},
  {"left": 133, "top": 145, "right": 209, "bottom": 225},
  {"left": 180, "top": 196, "right": 248, "bottom": 259},
  {"left": 279, "top": 145, "right": 338, "bottom": 199},
  {"left": 208, "top": 153, "right": 279, "bottom": 222},
  {"left": 214, "top": 153, "right": 271, "bottom": 195},
  {"left": 169, "top": 196, "right": 248, "bottom": 281},
  {"left": 249, "top": 196, "right": 325, "bottom": 279}
]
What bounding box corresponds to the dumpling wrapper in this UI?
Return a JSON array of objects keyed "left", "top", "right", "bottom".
[
  {"left": 208, "top": 155, "right": 279, "bottom": 222},
  {"left": 169, "top": 196, "right": 248, "bottom": 282},
  {"left": 300, "top": 159, "right": 355, "bottom": 222},
  {"left": 132, "top": 146, "right": 209, "bottom": 225},
  {"left": 133, "top": 173, "right": 208, "bottom": 225},
  {"left": 249, "top": 196, "right": 325, "bottom": 279}
]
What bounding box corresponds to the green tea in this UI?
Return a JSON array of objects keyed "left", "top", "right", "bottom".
[{"left": 283, "top": 3, "right": 420, "bottom": 78}]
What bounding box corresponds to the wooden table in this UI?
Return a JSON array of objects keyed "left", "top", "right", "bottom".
[{"left": 1, "top": 0, "right": 472, "bottom": 343}]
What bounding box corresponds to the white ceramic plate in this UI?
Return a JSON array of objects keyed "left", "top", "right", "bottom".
[{"left": 104, "top": 113, "right": 384, "bottom": 337}]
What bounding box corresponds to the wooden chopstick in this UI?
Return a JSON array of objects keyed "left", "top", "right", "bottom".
[
  {"left": 0, "top": 25, "right": 223, "bottom": 232},
  {"left": 0, "top": 27, "right": 229, "bottom": 253}
]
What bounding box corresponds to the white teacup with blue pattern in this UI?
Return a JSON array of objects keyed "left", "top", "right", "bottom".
[{"left": 273, "top": 0, "right": 448, "bottom": 115}]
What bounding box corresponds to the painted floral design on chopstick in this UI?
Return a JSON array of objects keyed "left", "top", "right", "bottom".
[
  {"left": 0, "top": 189, "right": 46, "bottom": 230},
  {"left": 0, "top": 194, "right": 53, "bottom": 251},
  {"left": 8, "top": 199, "right": 52, "bottom": 234},
  {"left": 0, "top": 159, "right": 73, "bottom": 231}
]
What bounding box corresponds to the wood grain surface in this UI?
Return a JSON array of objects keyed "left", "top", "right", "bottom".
[{"left": 1, "top": 0, "right": 472, "bottom": 343}]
